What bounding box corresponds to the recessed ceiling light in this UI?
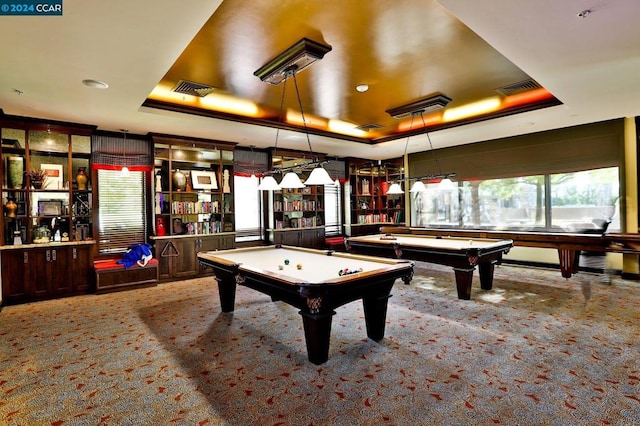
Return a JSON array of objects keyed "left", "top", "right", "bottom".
[
  {"left": 356, "top": 84, "right": 369, "bottom": 93},
  {"left": 82, "top": 79, "right": 109, "bottom": 89}
]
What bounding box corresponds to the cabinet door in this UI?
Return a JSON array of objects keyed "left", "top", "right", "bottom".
[
  {"left": 220, "top": 234, "right": 235, "bottom": 250},
  {"left": 26, "top": 249, "right": 51, "bottom": 300},
  {"left": 154, "top": 239, "right": 174, "bottom": 281},
  {"left": 49, "top": 247, "right": 72, "bottom": 296},
  {"left": 1, "top": 250, "right": 28, "bottom": 304},
  {"left": 173, "top": 238, "right": 199, "bottom": 277},
  {"left": 197, "top": 236, "right": 219, "bottom": 274},
  {"left": 71, "top": 245, "right": 94, "bottom": 293},
  {"left": 199, "top": 236, "right": 220, "bottom": 253}
]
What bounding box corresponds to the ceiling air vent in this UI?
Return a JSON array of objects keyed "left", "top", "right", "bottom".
[
  {"left": 355, "top": 123, "right": 385, "bottom": 131},
  {"left": 495, "top": 79, "right": 541, "bottom": 96},
  {"left": 172, "top": 80, "right": 216, "bottom": 97}
]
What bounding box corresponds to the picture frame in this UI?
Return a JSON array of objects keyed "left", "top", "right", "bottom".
[
  {"left": 40, "top": 163, "right": 64, "bottom": 189},
  {"left": 38, "top": 200, "right": 63, "bottom": 216},
  {"left": 191, "top": 170, "right": 218, "bottom": 190}
]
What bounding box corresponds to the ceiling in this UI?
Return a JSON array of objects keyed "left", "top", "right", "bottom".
[{"left": 1, "top": 1, "right": 639, "bottom": 161}]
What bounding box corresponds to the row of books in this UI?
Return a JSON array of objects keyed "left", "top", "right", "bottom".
[
  {"left": 171, "top": 200, "right": 222, "bottom": 215},
  {"left": 357, "top": 213, "right": 389, "bottom": 224},
  {"left": 180, "top": 221, "right": 232, "bottom": 235},
  {"left": 273, "top": 199, "right": 317, "bottom": 212},
  {"left": 275, "top": 216, "right": 319, "bottom": 229}
]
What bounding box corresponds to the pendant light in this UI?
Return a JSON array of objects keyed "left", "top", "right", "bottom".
[{"left": 120, "top": 129, "right": 130, "bottom": 177}]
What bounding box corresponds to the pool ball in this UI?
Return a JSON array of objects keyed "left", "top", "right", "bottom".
[
  {"left": 278, "top": 265, "right": 284, "bottom": 270},
  {"left": 297, "top": 263, "right": 302, "bottom": 270},
  {"left": 284, "top": 259, "right": 290, "bottom": 265}
]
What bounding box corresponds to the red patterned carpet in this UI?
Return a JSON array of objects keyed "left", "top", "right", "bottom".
[{"left": 1, "top": 262, "right": 639, "bottom": 425}]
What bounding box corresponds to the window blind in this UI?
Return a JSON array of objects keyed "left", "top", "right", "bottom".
[
  {"left": 324, "top": 182, "right": 342, "bottom": 236},
  {"left": 92, "top": 133, "right": 154, "bottom": 171},
  {"left": 409, "top": 119, "right": 624, "bottom": 181},
  {"left": 97, "top": 170, "right": 148, "bottom": 254}
]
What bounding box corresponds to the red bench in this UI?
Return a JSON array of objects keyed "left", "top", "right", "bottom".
[
  {"left": 325, "top": 236, "right": 346, "bottom": 251},
  {"left": 94, "top": 258, "right": 159, "bottom": 293}
]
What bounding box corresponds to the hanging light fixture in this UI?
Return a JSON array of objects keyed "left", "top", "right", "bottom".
[
  {"left": 120, "top": 129, "right": 130, "bottom": 177},
  {"left": 386, "top": 112, "right": 417, "bottom": 195},
  {"left": 286, "top": 65, "right": 333, "bottom": 186},
  {"left": 420, "top": 113, "right": 456, "bottom": 190},
  {"left": 255, "top": 38, "right": 334, "bottom": 189},
  {"left": 386, "top": 95, "right": 455, "bottom": 192}
]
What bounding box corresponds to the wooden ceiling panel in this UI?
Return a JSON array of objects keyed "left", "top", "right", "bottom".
[{"left": 151, "top": 0, "right": 555, "bottom": 143}]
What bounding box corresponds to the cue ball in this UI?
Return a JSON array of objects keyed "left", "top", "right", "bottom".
[
  {"left": 284, "top": 259, "right": 290, "bottom": 265},
  {"left": 297, "top": 263, "right": 302, "bottom": 269},
  {"left": 469, "top": 239, "right": 473, "bottom": 245}
]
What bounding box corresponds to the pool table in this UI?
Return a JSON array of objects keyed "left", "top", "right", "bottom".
[
  {"left": 197, "top": 245, "right": 414, "bottom": 365},
  {"left": 346, "top": 234, "right": 513, "bottom": 300}
]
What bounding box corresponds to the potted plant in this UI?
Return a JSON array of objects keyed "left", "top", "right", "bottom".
[{"left": 26, "top": 168, "right": 47, "bottom": 189}]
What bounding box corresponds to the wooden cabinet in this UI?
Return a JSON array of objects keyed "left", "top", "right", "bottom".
[
  {"left": 151, "top": 134, "right": 236, "bottom": 240},
  {"left": 0, "top": 242, "right": 95, "bottom": 305},
  {"left": 346, "top": 158, "right": 405, "bottom": 236},
  {"left": 152, "top": 234, "right": 236, "bottom": 281},
  {"left": 271, "top": 227, "right": 325, "bottom": 249}
]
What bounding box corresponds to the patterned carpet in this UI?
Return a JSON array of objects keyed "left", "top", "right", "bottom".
[{"left": 1, "top": 262, "right": 639, "bottom": 425}]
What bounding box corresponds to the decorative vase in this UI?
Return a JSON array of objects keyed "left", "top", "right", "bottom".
[
  {"left": 172, "top": 169, "right": 186, "bottom": 191},
  {"left": 7, "top": 156, "right": 24, "bottom": 189},
  {"left": 31, "top": 180, "right": 44, "bottom": 190},
  {"left": 156, "top": 216, "right": 166, "bottom": 236},
  {"left": 5, "top": 197, "right": 18, "bottom": 218},
  {"left": 76, "top": 167, "right": 88, "bottom": 190}
]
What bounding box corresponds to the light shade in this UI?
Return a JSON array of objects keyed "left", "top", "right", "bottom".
[
  {"left": 439, "top": 177, "right": 456, "bottom": 190},
  {"left": 409, "top": 180, "right": 427, "bottom": 193},
  {"left": 304, "top": 166, "right": 334, "bottom": 185},
  {"left": 279, "top": 172, "right": 306, "bottom": 189},
  {"left": 386, "top": 183, "right": 403, "bottom": 195},
  {"left": 120, "top": 166, "right": 130, "bottom": 177},
  {"left": 257, "top": 175, "right": 281, "bottom": 191}
]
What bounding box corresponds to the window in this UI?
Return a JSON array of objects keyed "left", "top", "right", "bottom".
[
  {"left": 234, "top": 174, "right": 263, "bottom": 241},
  {"left": 97, "top": 170, "right": 148, "bottom": 254},
  {"left": 324, "top": 181, "right": 342, "bottom": 236},
  {"left": 550, "top": 168, "right": 620, "bottom": 232},
  {"left": 410, "top": 167, "right": 620, "bottom": 233}
]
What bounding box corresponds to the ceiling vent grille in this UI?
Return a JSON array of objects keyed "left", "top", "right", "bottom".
[
  {"left": 355, "top": 123, "right": 385, "bottom": 131},
  {"left": 495, "top": 79, "right": 541, "bottom": 96},
  {"left": 172, "top": 80, "right": 216, "bottom": 97}
]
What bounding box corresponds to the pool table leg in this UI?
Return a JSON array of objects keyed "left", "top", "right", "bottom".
[
  {"left": 478, "top": 261, "right": 496, "bottom": 290},
  {"left": 362, "top": 292, "right": 393, "bottom": 341},
  {"left": 216, "top": 276, "right": 237, "bottom": 313},
  {"left": 299, "top": 310, "right": 335, "bottom": 365},
  {"left": 453, "top": 268, "right": 474, "bottom": 300}
]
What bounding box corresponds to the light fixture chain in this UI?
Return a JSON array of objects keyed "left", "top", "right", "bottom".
[
  {"left": 291, "top": 72, "right": 315, "bottom": 159},
  {"left": 420, "top": 113, "right": 443, "bottom": 175},
  {"left": 401, "top": 113, "right": 416, "bottom": 182},
  {"left": 273, "top": 72, "right": 289, "bottom": 159}
]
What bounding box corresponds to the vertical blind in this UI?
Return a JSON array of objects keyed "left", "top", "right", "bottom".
[{"left": 97, "top": 170, "right": 148, "bottom": 254}]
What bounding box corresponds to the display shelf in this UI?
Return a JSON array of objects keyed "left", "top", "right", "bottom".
[
  {"left": 1, "top": 118, "right": 94, "bottom": 246},
  {"left": 347, "top": 158, "right": 405, "bottom": 235},
  {"left": 150, "top": 134, "right": 236, "bottom": 238}
]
